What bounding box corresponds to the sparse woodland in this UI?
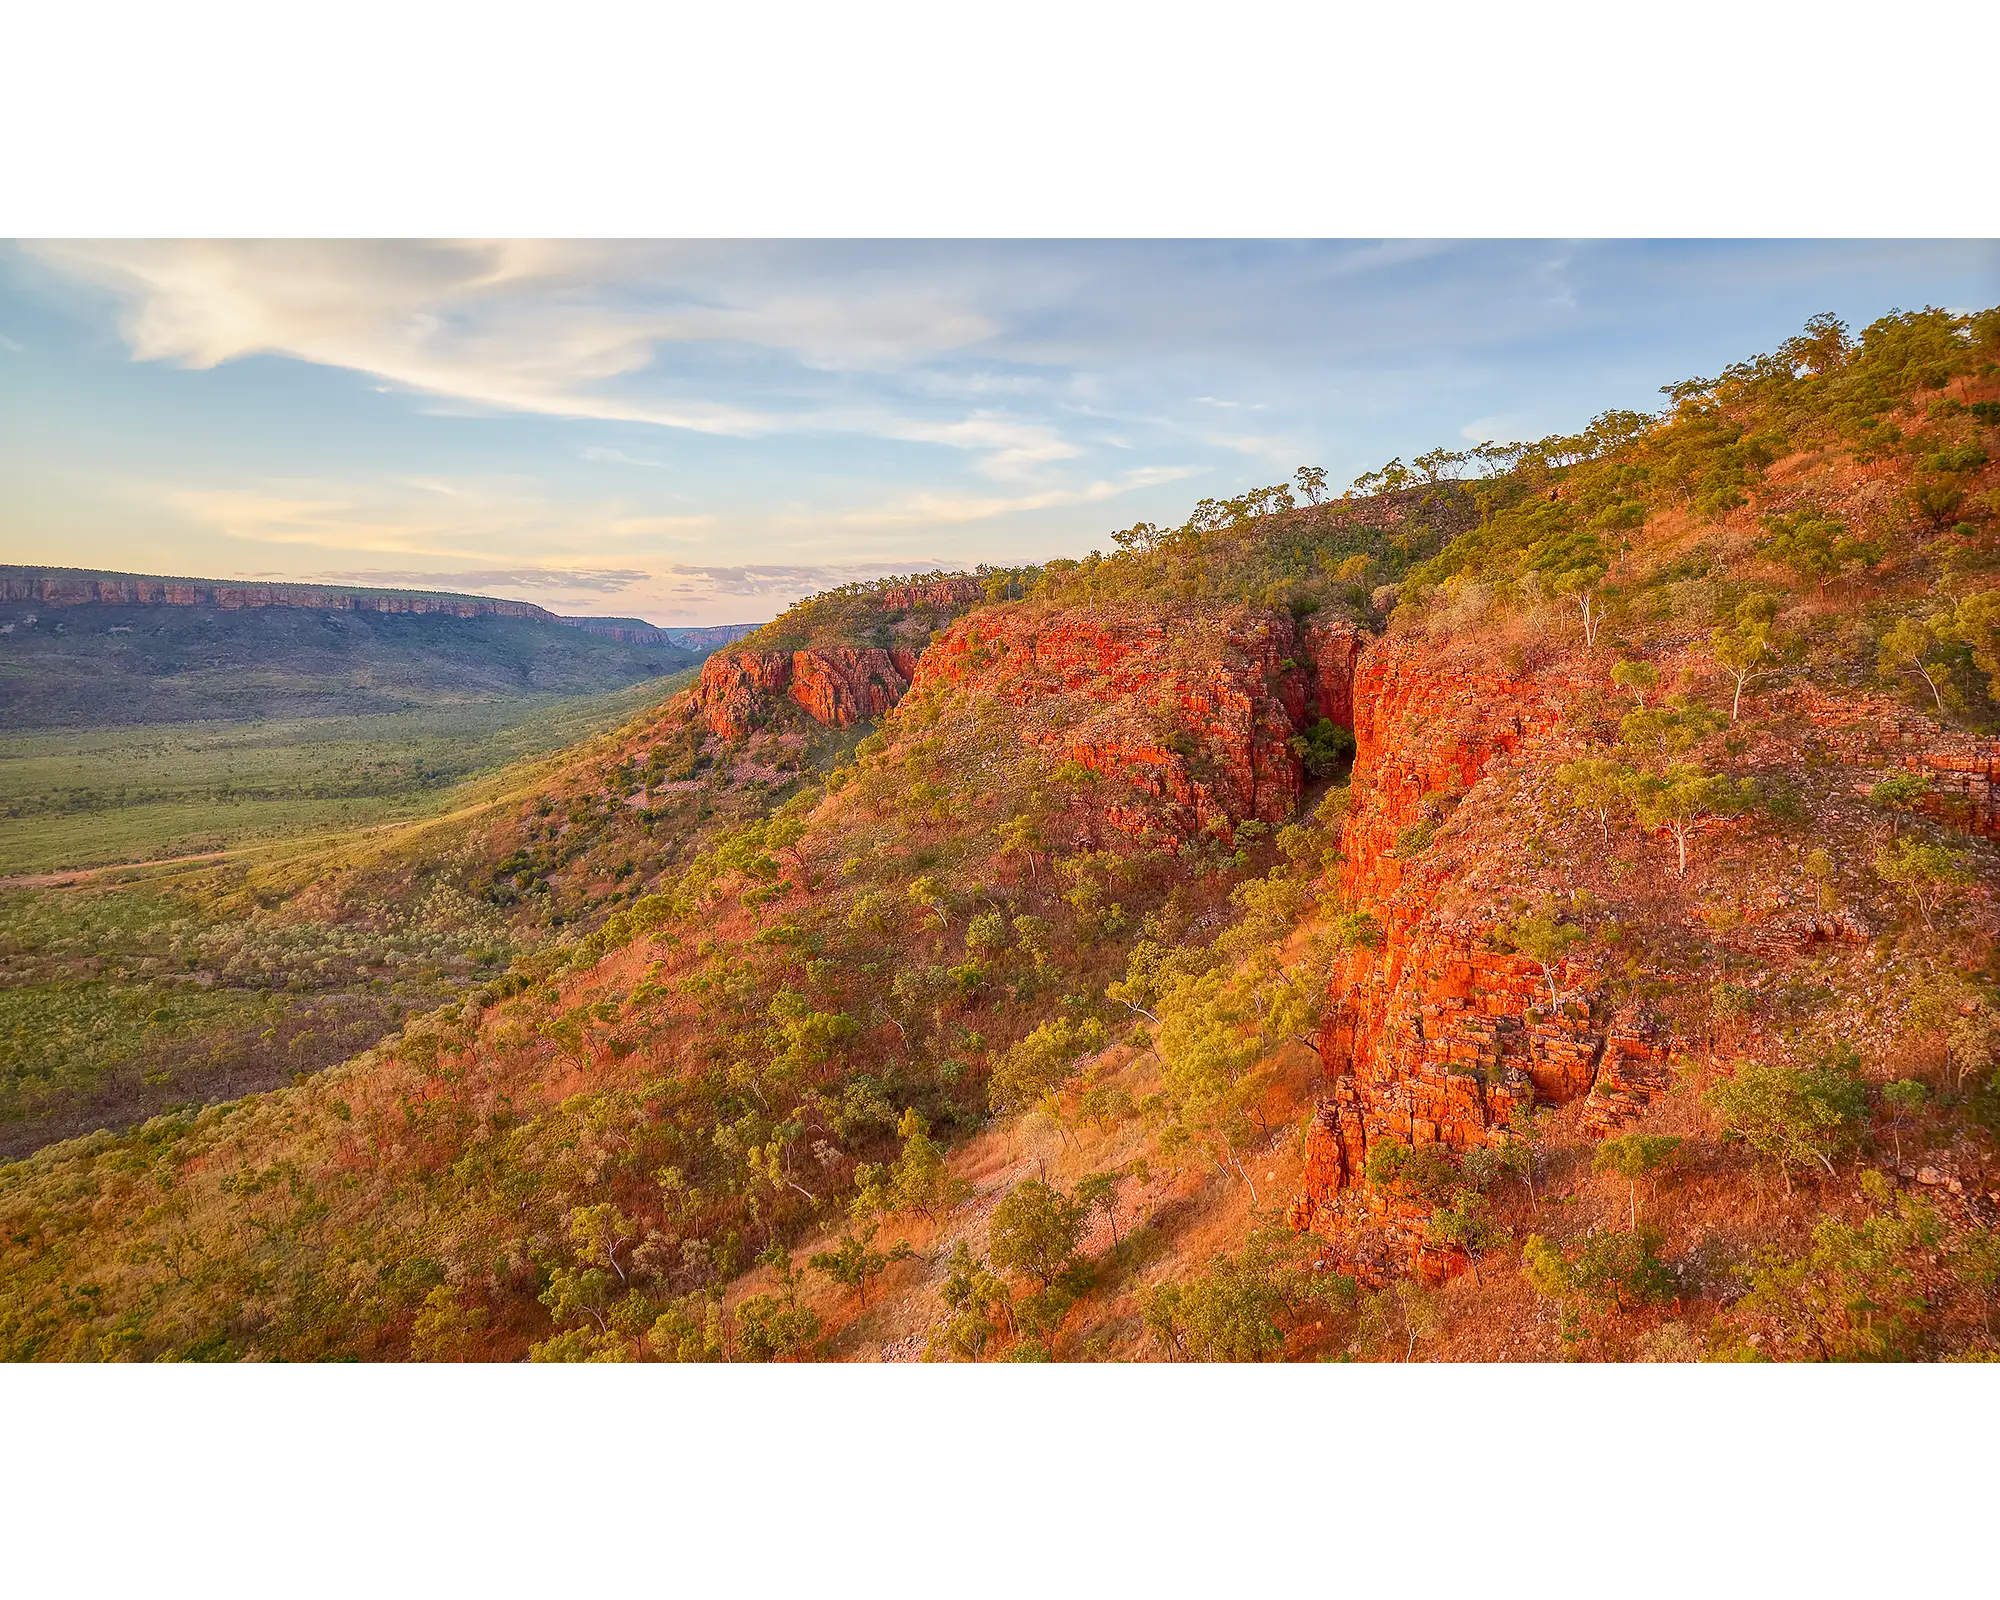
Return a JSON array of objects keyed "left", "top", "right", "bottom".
[{"left": 3, "top": 304, "right": 1998, "bottom": 1362}]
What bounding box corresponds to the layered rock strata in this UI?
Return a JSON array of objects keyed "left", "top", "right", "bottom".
[
  {"left": 1290, "top": 639, "right": 1684, "bottom": 1274},
  {"left": 913, "top": 608, "right": 1369, "bottom": 839},
  {"left": 687, "top": 647, "right": 920, "bottom": 738},
  {"left": 1790, "top": 685, "right": 2000, "bottom": 837}
]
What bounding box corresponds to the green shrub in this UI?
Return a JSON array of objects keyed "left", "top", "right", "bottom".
[{"left": 1705, "top": 1060, "right": 1868, "bottom": 1183}]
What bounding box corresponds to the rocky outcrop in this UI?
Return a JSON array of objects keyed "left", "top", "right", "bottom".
[
  {"left": 913, "top": 608, "right": 1370, "bottom": 840},
  {"left": 1788, "top": 685, "right": 2000, "bottom": 837},
  {"left": 677, "top": 580, "right": 992, "bottom": 738},
  {"left": 1289, "top": 650, "right": 2000, "bottom": 1282},
  {"left": 660, "top": 622, "right": 763, "bottom": 651},
  {"left": 1289, "top": 638, "right": 1685, "bottom": 1273},
  {"left": 0, "top": 567, "right": 557, "bottom": 621},
  {"left": 686, "top": 600, "right": 1374, "bottom": 841},
  {"left": 687, "top": 647, "right": 914, "bottom": 738},
  {"left": 879, "top": 577, "right": 986, "bottom": 613}
]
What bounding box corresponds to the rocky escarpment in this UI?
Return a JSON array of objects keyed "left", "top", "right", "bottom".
[
  {"left": 557, "top": 616, "right": 759, "bottom": 649},
  {"left": 679, "top": 577, "right": 993, "bottom": 739},
  {"left": 878, "top": 577, "right": 987, "bottom": 613},
  {"left": 681, "top": 599, "right": 1371, "bottom": 841},
  {"left": 660, "top": 622, "right": 763, "bottom": 651},
  {"left": 914, "top": 608, "right": 1368, "bottom": 841},
  {"left": 688, "top": 647, "right": 922, "bottom": 738},
  {"left": 1288, "top": 639, "right": 1680, "bottom": 1277},
  {"left": 0, "top": 567, "right": 558, "bottom": 621},
  {"left": 1287, "top": 637, "right": 2000, "bottom": 1285}
]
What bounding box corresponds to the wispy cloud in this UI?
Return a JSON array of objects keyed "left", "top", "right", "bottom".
[
  {"left": 816, "top": 465, "right": 1204, "bottom": 527},
  {"left": 312, "top": 566, "right": 650, "bottom": 594},
  {"left": 582, "top": 445, "right": 673, "bottom": 469},
  {"left": 151, "top": 474, "right": 665, "bottom": 565},
  {"left": 660, "top": 559, "right": 953, "bottom": 598},
  {"left": 20, "top": 240, "right": 1008, "bottom": 440}
]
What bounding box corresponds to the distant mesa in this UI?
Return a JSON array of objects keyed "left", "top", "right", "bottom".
[
  {"left": 558, "top": 617, "right": 763, "bottom": 650},
  {"left": 1, "top": 566, "right": 560, "bottom": 622},
  {"left": 0, "top": 568, "right": 766, "bottom": 652}
]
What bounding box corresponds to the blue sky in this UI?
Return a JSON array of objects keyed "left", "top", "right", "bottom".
[{"left": 1, "top": 239, "right": 1994, "bottom": 624}]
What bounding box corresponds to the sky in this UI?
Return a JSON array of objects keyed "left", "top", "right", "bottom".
[{"left": 2, "top": 239, "right": 1995, "bottom": 625}]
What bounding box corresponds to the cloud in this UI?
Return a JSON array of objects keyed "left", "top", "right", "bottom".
[
  {"left": 159, "top": 485, "right": 428, "bottom": 554},
  {"left": 149, "top": 473, "right": 675, "bottom": 565},
  {"left": 602, "top": 513, "right": 719, "bottom": 542},
  {"left": 1195, "top": 432, "right": 1306, "bottom": 468},
  {"left": 17, "top": 239, "right": 1610, "bottom": 472},
  {"left": 879, "top": 410, "right": 1083, "bottom": 478},
  {"left": 312, "top": 567, "right": 649, "bottom": 594},
  {"left": 581, "top": 445, "right": 672, "bottom": 469},
  {"left": 23, "top": 237, "right": 1986, "bottom": 619},
  {"left": 660, "top": 559, "right": 952, "bottom": 598},
  {"left": 19, "top": 240, "right": 1008, "bottom": 439},
  {"left": 816, "top": 465, "right": 1203, "bottom": 527}
]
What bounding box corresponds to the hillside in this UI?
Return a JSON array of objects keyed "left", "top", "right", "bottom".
[
  {"left": 3, "top": 304, "right": 1998, "bottom": 1363},
  {"left": 0, "top": 567, "right": 705, "bottom": 729}
]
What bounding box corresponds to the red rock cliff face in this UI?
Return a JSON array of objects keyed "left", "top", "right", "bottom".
[
  {"left": 1288, "top": 643, "right": 2000, "bottom": 1282},
  {"left": 678, "top": 580, "right": 991, "bottom": 739},
  {"left": 1301, "top": 614, "right": 1366, "bottom": 728},
  {"left": 878, "top": 577, "right": 986, "bottom": 612},
  {"left": 1290, "top": 637, "right": 1678, "bottom": 1275},
  {"left": 688, "top": 648, "right": 914, "bottom": 738},
  {"left": 912, "top": 607, "right": 1369, "bottom": 842},
  {"left": 685, "top": 602, "right": 1374, "bottom": 836}
]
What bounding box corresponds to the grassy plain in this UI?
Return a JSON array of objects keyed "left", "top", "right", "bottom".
[
  {"left": 0, "top": 671, "right": 701, "bottom": 1155},
  {"left": 0, "top": 676, "right": 692, "bottom": 874}
]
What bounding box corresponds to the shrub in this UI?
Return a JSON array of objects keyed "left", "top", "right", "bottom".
[
  {"left": 1364, "top": 1138, "right": 1460, "bottom": 1205},
  {"left": 1503, "top": 906, "right": 1586, "bottom": 1009},
  {"left": 1873, "top": 837, "right": 1974, "bottom": 926},
  {"left": 1393, "top": 819, "right": 1437, "bottom": 857},
  {"left": 1332, "top": 908, "right": 1384, "bottom": 951},
  {"left": 808, "top": 1220, "right": 914, "bottom": 1306},
  {"left": 927, "top": 1242, "right": 1010, "bottom": 1361},
  {"left": 1523, "top": 1225, "right": 1674, "bottom": 1354},
  {"left": 1732, "top": 1178, "right": 1939, "bottom": 1360},
  {"left": 987, "top": 1017, "right": 1106, "bottom": 1113},
  {"left": 1705, "top": 1060, "right": 1868, "bottom": 1184},
  {"left": 1591, "top": 1133, "right": 1684, "bottom": 1228},
  {"left": 1146, "top": 1225, "right": 1356, "bottom": 1361},
  {"left": 1289, "top": 718, "right": 1356, "bottom": 778},
  {"left": 988, "top": 1178, "right": 1089, "bottom": 1290}
]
